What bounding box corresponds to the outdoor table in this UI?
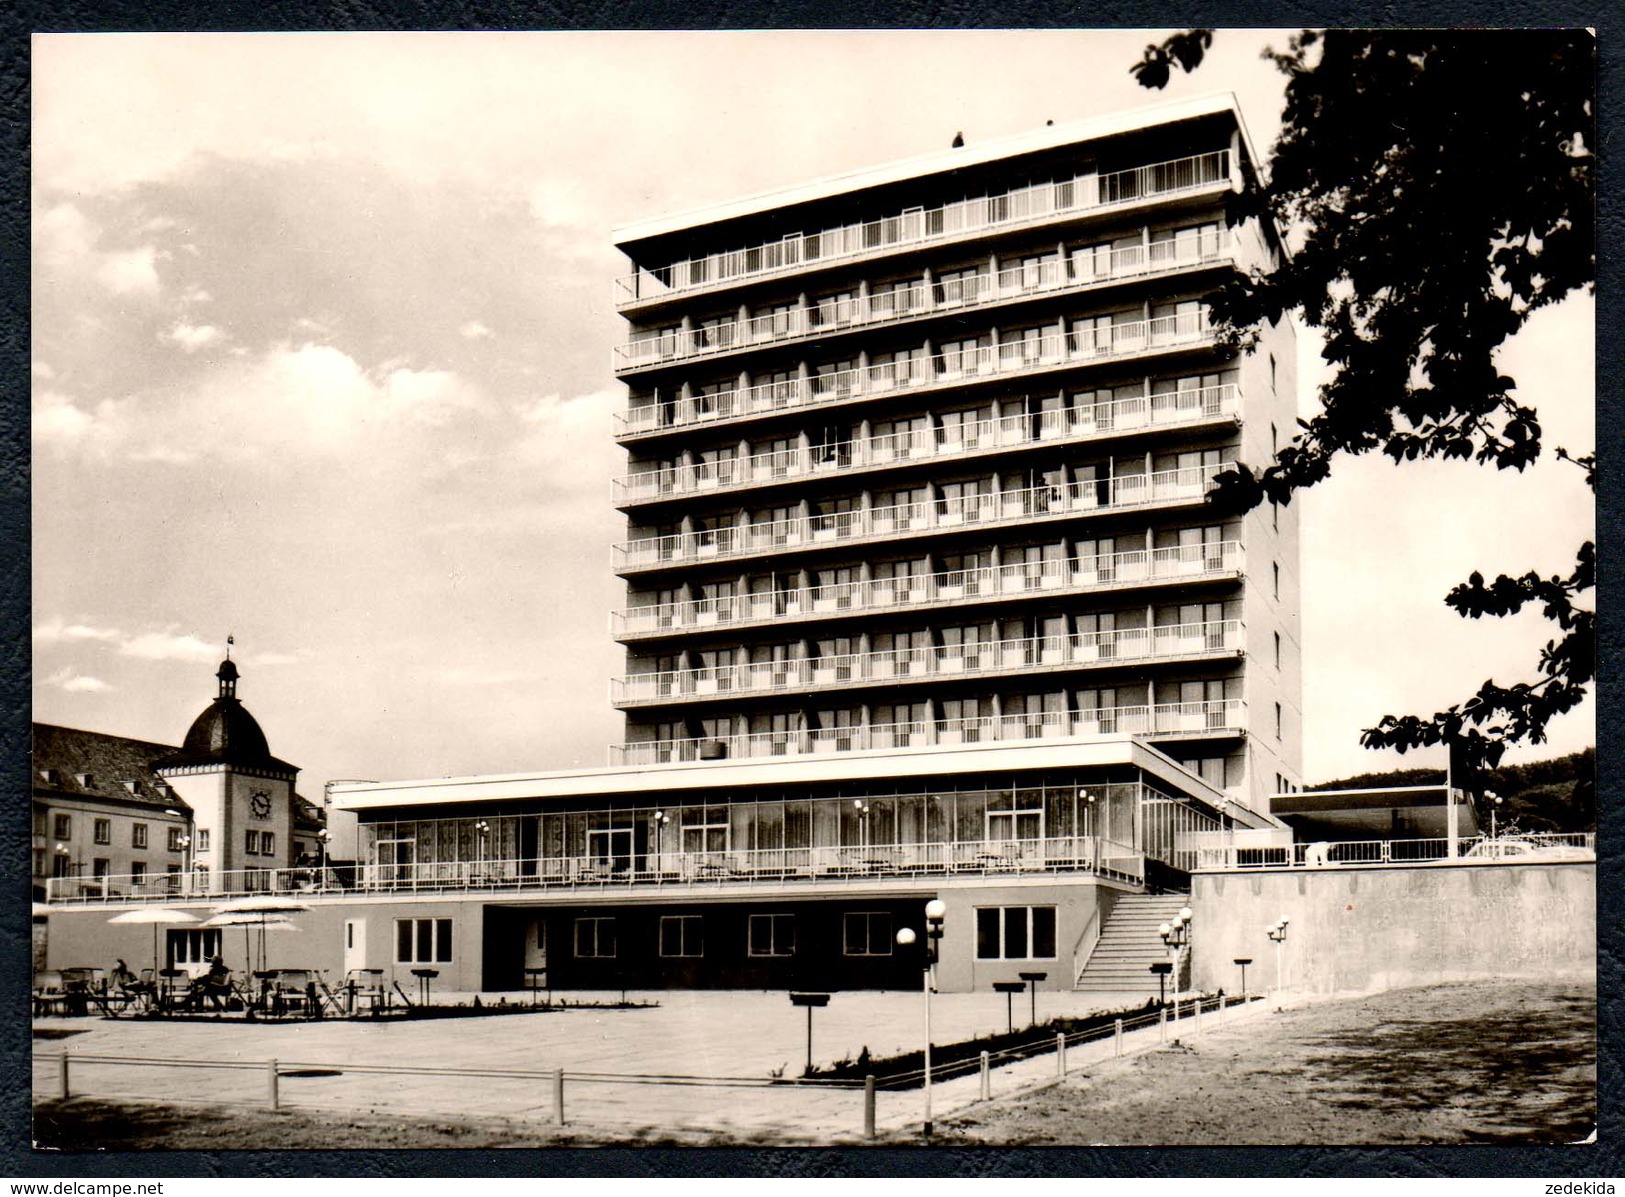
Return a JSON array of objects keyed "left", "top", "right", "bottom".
[
  {"left": 410, "top": 968, "right": 438, "bottom": 1006},
  {"left": 524, "top": 966, "right": 548, "bottom": 1007},
  {"left": 157, "top": 969, "right": 189, "bottom": 1014}
]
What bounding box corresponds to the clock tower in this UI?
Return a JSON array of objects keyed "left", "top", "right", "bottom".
[{"left": 157, "top": 652, "right": 299, "bottom": 893}]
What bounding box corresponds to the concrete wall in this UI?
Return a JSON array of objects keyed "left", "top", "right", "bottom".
[{"left": 1191, "top": 861, "right": 1595, "bottom": 996}]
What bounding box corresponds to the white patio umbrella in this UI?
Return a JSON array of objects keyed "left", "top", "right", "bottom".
[
  {"left": 32, "top": 903, "right": 51, "bottom": 919},
  {"left": 202, "top": 911, "right": 299, "bottom": 974},
  {"left": 210, "top": 897, "right": 312, "bottom": 973},
  {"left": 107, "top": 907, "right": 199, "bottom": 979}
]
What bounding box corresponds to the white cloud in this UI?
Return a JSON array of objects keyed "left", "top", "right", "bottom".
[
  {"left": 159, "top": 321, "right": 227, "bottom": 352},
  {"left": 42, "top": 666, "right": 113, "bottom": 693},
  {"left": 180, "top": 284, "right": 212, "bottom": 304},
  {"left": 32, "top": 360, "right": 55, "bottom": 379},
  {"left": 249, "top": 650, "right": 301, "bottom": 666},
  {"left": 458, "top": 320, "right": 494, "bottom": 339},
  {"left": 33, "top": 618, "right": 122, "bottom": 645},
  {"left": 32, "top": 390, "right": 100, "bottom": 446},
  {"left": 97, "top": 246, "right": 161, "bottom": 295},
  {"left": 119, "top": 630, "right": 219, "bottom": 662}
]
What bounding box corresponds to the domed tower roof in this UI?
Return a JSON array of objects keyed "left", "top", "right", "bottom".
[{"left": 157, "top": 656, "right": 297, "bottom": 775}]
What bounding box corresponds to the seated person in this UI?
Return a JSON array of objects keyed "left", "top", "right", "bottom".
[
  {"left": 191, "top": 955, "right": 232, "bottom": 1011},
  {"left": 110, "top": 959, "right": 138, "bottom": 992}
]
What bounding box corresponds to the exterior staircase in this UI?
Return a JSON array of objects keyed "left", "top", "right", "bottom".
[{"left": 1073, "top": 893, "right": 1191, "bottom": 995}]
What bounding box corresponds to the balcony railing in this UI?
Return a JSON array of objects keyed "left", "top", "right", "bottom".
[
  {"left": 614, "top": 385, "right": 1238, "bottom": 505},
  {"left": 614, "top": 149, "right": 1232, "bottom": 307},
  {"left": 613, "top": 468, "right": 1213, "bottom": 573},
  {"left": 1191, "top": 831, "right": 1597, "bottom": 871},
  {"left": 615, "top": 308, "right": 1215, "bottom": 438},
  {"left": 613, "top": 540, "right": 1244, "bottom": 639},
  {"left": 612, "top": 622, "right": 1242, "bottom": 707},
  {"left": 615, "top": 233, "right": 1233, "bottom": 371},
  {"left": 611, "top": 700, "right": 1246, "bottom": 766},
  {"left": 42, "top": 866, "right": 338, "bottom": 905}
]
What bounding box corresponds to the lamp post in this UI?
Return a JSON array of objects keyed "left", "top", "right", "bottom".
[
  {"left": 474, "top": 820, "right": 490, "bottom": 879},
  {"left": 176, "top": 835, "right": 192, "bottom": 894},
  {"left": 853, "top": 800, "right": 871, "bottom": 850},
  {"left": 788, "top": 992, "right": 831, "bottom": 1077},
  {"left": 1158, "top": 905, "right": 1193, "bottom": 1018},
  {"left": 652, "top": 809, "right": 670, "bottom": 871},
  {"left": 1266, "top": 916, "right": 1290, "bottom": 993},
  {"left": 896, "top": 897, "right": 947, "bottom": 1136},
  {"left": 316, "top": 828, "right": 331, "bottom": 875},
  {"left": 1486, "top": 790, "right": 1502, "bottom": 841}
]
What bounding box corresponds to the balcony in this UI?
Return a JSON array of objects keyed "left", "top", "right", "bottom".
[
  {"left": 614, "top": 385, "right": 1238, "bottom": 507},
  {"left": 613, "top": 541, "right": 1244, "bottom": 641},
  {"left": 614, "top": 233, "right": 1233, "bottom": 374},
  {"left": 612, "top": 469, "right": 1213, "bottom": 575},
  {"left": 615, "top": 308, "right": 1216, "bottom": 440},
  {"left": 614, "top": 149, "right": 1232, "bottom": 308},
  {"left": 612, "top": 621, "right": 1242, "bottom": 708},
  {"left": 611, "top": 700, "right": 1247, "bottom": 766}
]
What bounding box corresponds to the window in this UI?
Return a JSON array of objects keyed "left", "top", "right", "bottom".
[
  {"left": 262, "top": 831, "right": 276, "bottom": 857},
  {"left": 659, "top": 915, "right": 704, "bottom": 958},
  {"left": 131, "top": 861, "right": 147, "bottom": 884},
  {"left": 975, "top": 906, "right": 1057, "bottom": 960},
  {"left": 32, "top": 848, "right": 45, "bottom": 876},
  {"left": 54, "top": 814, "right": 71, "bottom": 840},
  {"left": 682, "top": 807, "right": 729, "bottom": 854},
  {"left": 132, "top": 823, "right": 148, "bottom": 849},
  {"left": 93, "top": 858, "right": 110, "bottom": 879},
  {"left": 1275, "top": 702, "right": 1284, "bottom": 740},
  {"left": 748, "top": 913, "right": 795, "bottom": 957},
  {"left": 196, "top": 829, "right": 210, "bottom": 852},
  {"left": 396, "top": 917, "right": 453, "bottom": 965},
  {"left": 167, "top": 827, "right": 184, "bottom": 852},
  {"left": 246, "top": 830, "right": 260, "bottom": 855},
  {"left": 169, "top": 929, "right": 222, "bottom": 965},
  {"left": 843, "top": 912, "right": 894, "bottom": 957},
  {"left": 93, "top": 818, "right": 111, "bottom": 845},
  {"left": 574, "top": 917, "right": 617, "bottom": 958}
]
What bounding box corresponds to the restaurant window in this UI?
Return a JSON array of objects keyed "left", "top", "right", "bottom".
[
  {"left": 169, "top": 928, "right": 223, "bottom": 965},
  {"left": 747, "top": 913, "right": 795, "bottom": 957},
  {"left": 843, "top": 912, "right": 893, "bottom": 957},
  {"left": 132, "top": 823, "right": 148, "bottom": 849},
  {"left": 396, "top": 917, "right": 453, "bottom": 965},
  {"left": 659, "top": 915, "right": 704, "bottom": 958},
  {"left": 975, "top": 905, "right": 1057, "bottom": 960},
  {"left": 575, "top": 917, "right": 617, "bottom": 959},
  {"left": 93, "top": 818, "right": 111, "bottom": 845},
  {"left": 54, "top": 814, "right": 71, "bottom": 840}
]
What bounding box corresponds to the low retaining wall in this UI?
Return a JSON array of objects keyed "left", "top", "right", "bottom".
[{"left": 1191, "top": 860, "right": 1595, "bottom": 996}]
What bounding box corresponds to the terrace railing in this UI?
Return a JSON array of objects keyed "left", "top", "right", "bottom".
[
  {"left": 613, "top": 385, "right": 1238, "bottom": 505},
  {"left": 613, "top": 150, "right": 1232, "bottom": 306},
  {"left": 1191, "top": 831, "right": 1597, "bottom": 871},
  {"left": 612, "top": 541, "right": 1244, "bottom": 639},
  {"left": 615, "top": 308, "right": 1215, "bottom": 438},
  {"left": 611, "top": 700, "right": 1246, "bottom": 766},
  {"left": 613, "top": 468, "right": 1213, "bottom": 573},
  {"left": 614, "top": 233, "right": 1233, "bottom": 370},
  {"left": 612, "top": 622, "right": 1242, "bottom": 706}
]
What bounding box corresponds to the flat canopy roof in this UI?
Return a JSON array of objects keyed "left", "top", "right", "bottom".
[
  {"left": 1273, "top": 786, "right": 1453, "bottom": 816},
  {"left": 614, "top": 91, "right": 1259, "bottom": 251},
  {"left": 329, "top": 736, "right": 1275, "bottom": 828}
]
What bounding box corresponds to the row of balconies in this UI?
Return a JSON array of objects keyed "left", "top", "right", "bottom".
[
  {"left": 615, "top": 308, "right": 1214, "bottom": 439},
  {"left": 612, "top": 540, "right": 1243, "bottom": 640},
  {"left": 611, "top": 622, "right": 1242, "bottom": 708},
  {"left": 611, "top": 699, "right": 1247, "bottom": 765},
  {"left": 613, "top": 469, "right": 1211, "bottom": 574},
  {"left": 614, "top": 149, "right": 1233, "bottom": 307},
  {"left": 614, "top": 232, "right": 1231, "bottom": 373},
  {"left": 613, "top": 384, "right": 1237, "bottom": 507}
]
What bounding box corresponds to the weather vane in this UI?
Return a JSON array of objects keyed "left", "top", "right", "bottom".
[{"left": 226, "top": 633, "right": 234, "bottom": 660}]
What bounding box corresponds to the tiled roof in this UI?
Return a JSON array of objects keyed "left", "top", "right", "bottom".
[{"left": 32, "top": 723, "right": 190, "bottom": 813}]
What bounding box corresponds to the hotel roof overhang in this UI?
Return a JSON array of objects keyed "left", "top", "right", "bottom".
[
  {"left": 329, "top": 735, "right": 1279, "bottom": 829},
  {"left": 612, "top": 91, "right": 1268, "bottom": 258},
  {"left": 1271, "top": 785, "right": 1480, "bottom": 838}
]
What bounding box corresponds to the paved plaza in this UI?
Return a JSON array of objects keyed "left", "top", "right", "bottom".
[{"left": 32, "top": 987, "right": 1268, "bottom": 1140}]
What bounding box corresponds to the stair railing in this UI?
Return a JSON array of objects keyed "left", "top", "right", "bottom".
[{"left": 1071, "top": 905, "right": 1104, "bottom": 986}]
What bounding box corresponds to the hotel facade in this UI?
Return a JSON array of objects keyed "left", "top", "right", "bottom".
[{"left": 41, "top": 95, "right": 1304, "bottom": 997}]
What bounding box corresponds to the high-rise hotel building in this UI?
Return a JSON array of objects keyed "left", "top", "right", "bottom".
[
  {"left": 609, "top": 92, "right": 1300, "bottom": 811},
  {"left": 42, "top": 95, "right": 1303, "bottom": 996}
]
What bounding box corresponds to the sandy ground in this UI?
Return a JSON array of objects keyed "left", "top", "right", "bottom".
[{"left": 934, "top": 979, "right": 1595, "bottom": 1146}]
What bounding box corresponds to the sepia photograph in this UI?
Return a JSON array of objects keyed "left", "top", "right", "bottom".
[{"left": 27, "top": 28, "right": 1597, "bottom": 1156}]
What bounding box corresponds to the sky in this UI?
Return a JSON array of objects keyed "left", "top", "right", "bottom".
[{"left": 31, "top": 31, "right": 1595, "bottom": 849}]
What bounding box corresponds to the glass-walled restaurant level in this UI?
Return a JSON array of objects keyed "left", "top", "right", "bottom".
[{"left": 358, "top": 775, "right": 1224, "bottom": 891}]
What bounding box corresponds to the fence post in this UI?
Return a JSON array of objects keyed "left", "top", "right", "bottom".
[
  {"left": 1055, "top": 1033, "right": 1066, "bottom": 1077},
  {"left": 554, "top": 1066, "right": 566, "bottom": 1126},
  {"left": 58, "top": 1052, "right": 70, "bottom": 1100},
  {"left": 864, "top": 1075, "right": 877, "bottom": 1139},
  {"left": 267, "top": 1058, "right": 279, "bottom": 1110},
  {"left": 979, "top": 1050, "right": 990, "bottom": 1100},
  {"left": 1114, "top": 1018, "right": 1123, "bottom": 1057},
  {"left": 1194, "top": 998, "right": 1202, "bottom": 1036},
  {"left": 1219, "top": 992, "right": 1227, "bottom": 1020},
  {"left": 1158, "top": 1007, "right": 1167, "bottom": 1042}
]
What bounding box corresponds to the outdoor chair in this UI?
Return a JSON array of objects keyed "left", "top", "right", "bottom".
[
  {"left": 343, "top": 968, "right": 388, "bottom": 1015},
  {"left": 272, "top": 969, "right": 315, "bottom": 1017}
]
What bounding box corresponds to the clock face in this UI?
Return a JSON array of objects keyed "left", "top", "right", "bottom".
[{"left": 249, "top": 790, "right": 272, "bottom": 819}]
